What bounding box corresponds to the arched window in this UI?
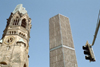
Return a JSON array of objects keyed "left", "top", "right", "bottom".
[
  {"left": 13, "top": 16, "right": 19, "bottom": 25},
  {"left": 12, "top": 31, "right": 13, "bottom": 34},
  {"left": 24, "top": 64, "right": 26, "bottom": 67},
  {"left": 14, "top": 31, "right": 16, "bottom": 34},
  {"left": 19, "top": 32, "right": 26, "bottom": 38},
  {"left": 9, "top": 31, "right": 11, "bottom": 34},
  {"left": 21, "top": 19, "right": 27, "bottom": 28},
  {"left": 0, "top": 62, "right": 7, "bottom": 65}
]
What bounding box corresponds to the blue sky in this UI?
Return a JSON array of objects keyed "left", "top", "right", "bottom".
[{"left": 0, "top": 0, "right": 100, "bottom": 67}]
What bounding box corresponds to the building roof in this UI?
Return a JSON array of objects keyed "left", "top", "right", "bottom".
[{"left": 13, "top": 4, "right": 27, "bottom": 14}]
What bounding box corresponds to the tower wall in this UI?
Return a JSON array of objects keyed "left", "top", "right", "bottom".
[
  {"left": 0, "top": 4, "right": 31, "bottom": 67},
  {"left": 49, "top": 14, "right": 78, "bottom": 67}
]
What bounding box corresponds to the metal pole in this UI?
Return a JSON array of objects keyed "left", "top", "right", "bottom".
[{"left": 91, "top": 10, "right": 100, "bottom": 46}]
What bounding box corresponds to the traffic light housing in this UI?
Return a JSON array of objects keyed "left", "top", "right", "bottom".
[{"left": 82, "top": 41, "right": 95, "bottom": 62}]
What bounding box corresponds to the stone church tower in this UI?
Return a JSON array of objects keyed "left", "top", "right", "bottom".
[
  {"left": 0, "top": 4, "right": 31, "bottom": 67},
  {"left": 49, "top": 14, "right": 78, "bottom": 67}
]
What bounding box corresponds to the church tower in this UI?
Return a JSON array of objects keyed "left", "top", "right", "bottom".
[
  {"left": 49, "top": 14, "right": 78, "bottom": 67},
  {"left": 0, "top": 4, "right": 31, "bottom": 67}
]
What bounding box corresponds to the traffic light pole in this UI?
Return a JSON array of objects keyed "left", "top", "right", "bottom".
[
  {"left": 91, "top": 10, "right": 100, "bottom": 46},
  {"left": 82, "top": 11, "right": 100, "bottom": 62},
  {"left": 92, "top": 20, "right": 100, "bottom": 46}
]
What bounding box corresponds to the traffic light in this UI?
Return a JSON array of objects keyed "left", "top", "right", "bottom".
[{"left": 82, "top": 41, "right": 96, "bottom": 62}]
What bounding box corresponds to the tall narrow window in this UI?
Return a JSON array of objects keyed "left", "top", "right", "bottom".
[
  {"left": 14, "top": 31, "right": 16, "bottom": 34},
  {"left": 24, "top": 64, "right": 26, "bottom": 67},
  {"left": 21, "top": 19, "right": 27, "bottom": 28},
  {"left": 16, "top": 17, "right": 19, "bottom": 25},
  {"left": 9, "top": 31, "right": 11, "bottom": 34}
]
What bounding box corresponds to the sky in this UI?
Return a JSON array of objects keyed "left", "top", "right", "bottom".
[{"left": 0, "top": 0, "right": 100, "bottom": 67}]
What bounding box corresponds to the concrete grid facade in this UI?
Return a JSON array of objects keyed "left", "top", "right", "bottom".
[{"left": 49, "top": 14, "right": 78, "bottom": 67}]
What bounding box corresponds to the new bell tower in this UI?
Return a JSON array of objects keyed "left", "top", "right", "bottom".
[
  {"left": 49, "top": 14, "right": 78, "bottom": 67},
  {"left": 0, "top": 4, "right": 31, "bottom": 67}
]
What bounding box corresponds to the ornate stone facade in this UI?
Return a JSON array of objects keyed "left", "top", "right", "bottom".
[
  {"left": 0, "top": 4, "right": 31, "bottom": 67},
  {"left": 49, "top": 14, "right": 78, "bottom": 67}
]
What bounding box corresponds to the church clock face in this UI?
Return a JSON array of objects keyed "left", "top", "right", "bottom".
[{"left": 4, "top": 36, "right": 15, "bottom": 45}]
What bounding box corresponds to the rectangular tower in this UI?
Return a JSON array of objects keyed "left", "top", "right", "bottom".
[{"left": 49, "top": 14, "right": 78, "bottom": 67}]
